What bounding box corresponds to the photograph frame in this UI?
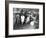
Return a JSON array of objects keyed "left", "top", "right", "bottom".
[{"left": 5, "top": 1, "right": 45, "bottom": 37}]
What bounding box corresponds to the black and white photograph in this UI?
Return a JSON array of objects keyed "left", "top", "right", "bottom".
[
  {"left": 6, "top": 1, "right": 45, "bottom": 37},
  {"left": 13, "top": 8, "right": 39, "bottom": 30}
]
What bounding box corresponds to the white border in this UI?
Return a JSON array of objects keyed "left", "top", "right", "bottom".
[{"left": 9, "top": 3, "right": 43, "bottom": 35}]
